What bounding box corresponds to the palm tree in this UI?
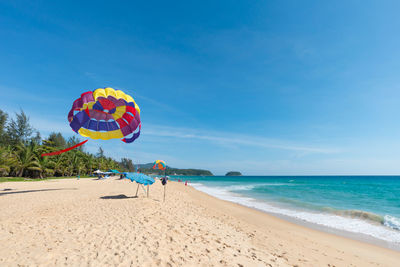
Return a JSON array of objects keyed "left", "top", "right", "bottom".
[
  {"left": 32, "top": 144, "right": 56, "bottom": 178},
  {"left": 108, "top": 158, "right": 119, "bottom": 170},
  {"left": 76, "top": 160, "right": 86, "bottom": 176},
  {"left": 84, "top": 154, "right": 94, "bottom": 175},
  {"left": 96, "top": 156, "right": 105, "bottom": 171},
  {"left": 13, "top": 142, "right": 40, "bottom": 177},
  {"left": 0, "top": 145, "right": 16, "bottom": 176},
  {"left": 53, "top": 154, "right": 66, "bottom": 176},
  {"left": 36, "top": 154, "right": 55, "bottom": 178},
  {"left": 63, "top": 152, "right": 74, "bottom": 176},
  {"left": 70, "top": 151, "right": 86, "bottom": 176}
]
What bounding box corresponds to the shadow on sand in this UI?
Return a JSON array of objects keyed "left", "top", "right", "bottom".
[
  {"left": 0, "top": 188, "right": 77, "bottom": 196},
  {"left": 100, "top": 194, "right": 138, "bottom": 200}
]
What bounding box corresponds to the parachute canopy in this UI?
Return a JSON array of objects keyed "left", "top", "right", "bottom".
[
  {"left": 152, "top": 160, "right": 166, "bottom": 170},
  {"left": 68, "top": 87, "right": 141, "bottom": 143}
]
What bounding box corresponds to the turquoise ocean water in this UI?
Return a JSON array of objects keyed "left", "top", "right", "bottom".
[{"left": 173, "top": 176, "right": 400, "bottom": 246}]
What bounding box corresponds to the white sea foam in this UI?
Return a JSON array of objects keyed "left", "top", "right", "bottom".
[
  {"left": 223, "top": 183, "right": 293, "bottom": 191},
  {"left": 191, "top": 183, "right": 400, "bottom": 245},
  {"left": 384, "top": 215, "right": 400, "bottom": 231},
  {"left": 224, "top": 184, "right": 257, "bottom": 191}
]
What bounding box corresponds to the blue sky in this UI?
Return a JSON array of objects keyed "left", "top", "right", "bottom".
[{"left": 1, "top": 1, "right": 400, "bottom": 175}]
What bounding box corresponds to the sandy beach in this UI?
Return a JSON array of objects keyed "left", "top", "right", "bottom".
[{"left": 0, "top": 177, "right": 399, "bottom": 266}]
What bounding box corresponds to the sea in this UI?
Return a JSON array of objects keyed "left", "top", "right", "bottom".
[{"left": 173, "top": 175, "right": 400, "bottom": 249}]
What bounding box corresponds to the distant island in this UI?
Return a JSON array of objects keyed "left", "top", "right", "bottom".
[
  {"left": 136, "top": 163, "right": 213, "bottom": 176},
  {"left": 225, "top": 171, "right": 242, "bottom": 176}
]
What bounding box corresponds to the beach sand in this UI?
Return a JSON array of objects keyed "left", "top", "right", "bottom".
[{"left": 0, "top": 178, "right": 399, "bottom": 266}]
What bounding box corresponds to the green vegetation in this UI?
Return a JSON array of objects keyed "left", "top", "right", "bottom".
[
  {"left": 0, "top": 109, "right": 130, "bottom": 179},
  {"left": 139, "top": 165, "right": 213, "bottom": 176},
  {"left": 225, "top": 171, "right": 242, "bottom": 176},
  {"left": 167, "top": 168, "right": 213, "bottom": 176},
  {"left": 0, "top": 177, "right": 27, "bottom": 182},
  {"left": 0, "top": 175, "right": 91, "bottom": 183}
]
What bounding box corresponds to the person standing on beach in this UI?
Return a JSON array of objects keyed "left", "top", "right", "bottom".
[{"left": 161, "top": 176, "right": 167, "bottom": 201}]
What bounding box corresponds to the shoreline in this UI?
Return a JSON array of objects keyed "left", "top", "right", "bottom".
[
  {"left": 189, "top": 182, "right": 400, "bottom": 251},
  {"left": 189, "top": 179, "right": 400, "bottom": 250},
  {"left": 185, "top": 181, "right": 400, "bottom": 265},
  {"left": 1, "top": 177, "right": 399, "bottom": 266},
  {"left": 271, "top": 211, "right": 400, "bottom": 251},
  {"left": 272, "top": 212, "right": 400, "bottom": 252},
  {"left": 202, "top": 187, "right": 400, "bottom": 251}
]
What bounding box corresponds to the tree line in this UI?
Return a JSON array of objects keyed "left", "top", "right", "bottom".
[
  {"left": 140, "top": 168, "right": 213, "bottom": 176},
  {"left": 0, "top": 109, "right": 135, "bottom": 178}
]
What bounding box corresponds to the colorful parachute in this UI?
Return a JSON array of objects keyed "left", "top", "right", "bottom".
[
  {"left": 68, "top": 87, "right": 141, "bottom": 143},
  {"left": 42, "top": 87, "right": 140, "bottom": 157},
  {"left": 152, "top": 160, "right": 166, "bottom": 170}
]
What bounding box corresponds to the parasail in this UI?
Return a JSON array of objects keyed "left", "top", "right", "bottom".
[
  {"left": 68, "top": 87, "right": 141, "bottom": 143},
  {"left": 152, "top": 160, "right": 166, "bottom": 170},
  {"left": 42, "top": 87, "right": 141, "bottom": 157}
]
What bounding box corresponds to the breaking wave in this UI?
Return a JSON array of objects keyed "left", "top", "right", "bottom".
[{"left": 191, "top": 182, "right": 400, "bottom": 245}]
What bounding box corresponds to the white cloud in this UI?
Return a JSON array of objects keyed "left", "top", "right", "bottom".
[
  {"left": 144, "top": 124, "right": 340, "bottom": 154},
  {"left": 29, "top": 113, "right": 340, "bottom": 155}
]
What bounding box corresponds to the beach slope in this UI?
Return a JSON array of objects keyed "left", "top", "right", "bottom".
[{"left": 0, "top": 178, "right": 399, "bottom": 266}]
